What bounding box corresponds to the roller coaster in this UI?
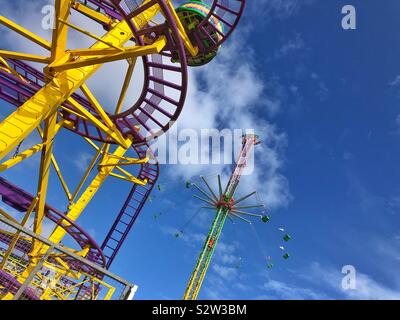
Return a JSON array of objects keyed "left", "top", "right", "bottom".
[{"left": 0, "top": 0, "right": 246, "bottom": 300}]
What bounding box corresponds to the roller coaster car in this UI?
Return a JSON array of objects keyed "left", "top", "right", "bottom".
[{"left": 173, "top": 1, "right": 225, "bottom": 67}]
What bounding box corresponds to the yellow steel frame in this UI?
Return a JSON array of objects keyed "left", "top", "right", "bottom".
[{"left": 0, "top": 0, "right": 174, "bottom": 300}]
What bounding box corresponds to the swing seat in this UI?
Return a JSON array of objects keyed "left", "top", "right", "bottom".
[
  {"left": 283, "top": 253, "right": 290, "bottom": 260},
  {"left": 283, "top": 234, "right": 291, "bottom": 242},
  {"left": 262, "top": 215, "right": 270, "bottom": 223}
]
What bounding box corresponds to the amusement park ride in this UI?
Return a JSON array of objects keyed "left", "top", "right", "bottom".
[
  {"left": 0, "top": 0, "right": 249, "bottom": 300},
  {"left": 184, "top": 134, "right": 265, "bottom": 300}
]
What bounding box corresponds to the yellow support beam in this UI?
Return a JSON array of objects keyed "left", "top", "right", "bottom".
[
  {"left": 0, "top": 50, "right": 50, "bottom": 64},
  {"left": 32, "top": 0, "right": 71, "bottom": 254},
  {"left": 109, "top": 172, "right": 147, "bottom": 185},
  {"left": 50, "top": 36, "right": 166, "bottom": 72},
  {"left": 80, "top": 84, "right": 129, "bottom": 148},
  {"left": 0, "top": 16, "right": 51, "bottom": 50},
  {"left": 0, "top": 198, "right": 38, "bottom": 270},
  {"left": 34, "top": 112, "right": 58, "bottom": 239},
  {"left": 165, "top": 0, "right": 199, "bottom": 57},
  {"left": 58, "top": 18, "right": 123, "bottom": 51},
  {"left": 71, "top": 1, "right": 114, "bottom": 27},
  {"left": 0, "top": 143, "right": 44, "bottom": 172},
  {"left": 0, "top": 57, "right": 29, "bottom": 83},
  {"left": 115, "top": 58, "right": 136, "bottom": 114},
  {"left": 66, "top": 97, "right": 128, "bottom": 147},
  {"left": 48, "top": 143, "right": 133, "bottom": 245},
  {"left": 50, "top": 0, "right": 72, "bottom": 62},
  {"left": 0, "top": 120, "right": 64, "bottom": 172},
  {"left": 37, "top": 125, "right": 72, "bottom": 201},
  {"left": 70, "top": 142, "right": 103, "bottom": 203}
]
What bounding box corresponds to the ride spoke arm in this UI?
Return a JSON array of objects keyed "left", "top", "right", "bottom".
[
  {"left": 200, "top": 176, "right": 219, "bottom": 202},
  {"left": 232, "top": 191, "right": 257, "bottom": 205},
  {"left": 231, "top": 210, "right": 262, "bottom": 218},
  {"left": 164, "top": 0, "right": 198, "bottom": 57},
  {"left": 217, "top": 175, "right": 223, "bottom": 198},
  {"left": 234, "top": 204, "right": 265, "bottom": 210},
  {"left": 229, "top": 212, "right": 251, "bottom": 224},
  {"left": 193, "top": 194, "right": 216, "bottom": 207},
  {"left": 192, "top": 183, "right": 216, "bottom": 203}
]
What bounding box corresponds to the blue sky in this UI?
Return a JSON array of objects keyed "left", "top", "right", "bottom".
[{"left": 1, "top": 0, "right": 400, "bottom": 300}]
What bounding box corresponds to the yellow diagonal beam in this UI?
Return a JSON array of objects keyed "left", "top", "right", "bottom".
[
  {"left": 0, "top": 16, "right": 51, "bottom": 50},
  {"left": 115, "top": 59, "right": 136, "bottom": 114},
  {"left": 50, "top": 0, "right": 72, "bottom": 62},
  {"left": 50, "top": 36, "right": 166, "bottom": 72},
  {"left": 0, "top": 143, "right": 44, "bottom": 172},
  {"left": 71, "top": 2, "right": 114, "bottom": 27},
  {"left": 0, "top": 120, "right": 64, "bottom": 172},
  {"left": 80, "top": 84, "right": 129, "bottom": 148},
  {"left": 164, "top": 0, "right": 199, "bottom": 57},
  {"left": 37, "top": 125, "right": 72, "bottom": 201},
  {"left": 58, "top": 18, "right": 122, "bottom": 51},
  {"left": 0, "top": 50, "right": 50, "bottom": 63},
  {"left": 32, "top": 0, "right": 71, "bottom": 253},
  {"left": 110, "top": 170, "right": 147, "bottom": 186},
  {"left": 48, "top": 143, "right": 133, "bottom": 246},
  {"left": 0, "top": 197, "right": 38, "bottom": 269},
  {"left": 0, "top": 57, "right": 30, "bottom": 83},
  {"left": 66, "top": 96, "right": 128, "bottom": 147}
]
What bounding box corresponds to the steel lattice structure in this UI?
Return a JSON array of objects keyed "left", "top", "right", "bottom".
[{"left": 0, "top": 0, "right": 246, "bottom": 300}]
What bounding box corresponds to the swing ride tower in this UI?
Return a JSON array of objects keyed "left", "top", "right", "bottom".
[
  {"left": 0, "top": 0, "right": 246, "bottom": 300},
  {"left": 183, "top": 133, "right": 263, "bottom": 300}
]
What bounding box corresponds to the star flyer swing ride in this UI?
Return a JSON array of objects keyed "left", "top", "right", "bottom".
[
  {"left": 182, "top": 134, "right": 293, "bottom": 300},
  {"left": 0, "top": 0, "right": 246, "bottom": 300}
]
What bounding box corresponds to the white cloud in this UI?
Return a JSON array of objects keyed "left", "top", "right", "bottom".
[
  {"left": 274, "top": 34, "right": 306, "bottom": 59},
  {"left": 308, "top": 262, "right": 400, "bottom": 300},
  {"left": 212, "top": 264, "right": 238, "bottom": 280},
  {"left": 389, "top": 75, "right": 400, "bottom": 87},
  {"left": 261, "top": 278, "right": 328, "bottom": 300},
  {"left": 396, "top": 115, "right": 400, "bottom": 131},
  {"left": 72, "top": 152, "right": 93, "bottom": 172},
  {"left": 253, "top": 0, "right": 316, "bottom": 20},
  {"left": 310, "top": 73, "right": 329, "bottom": 101},
  {"left": 164, "top": 30, "right": 292, "bottom": 209}
]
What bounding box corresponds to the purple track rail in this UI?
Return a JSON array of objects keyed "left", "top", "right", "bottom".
[
  {"left": 0, "top": 177, "right": 106, "bottom": 268},
  {"left": 196, "top": 0, "right": 246, "bottom": 53},
  {"left": 0, "top": 270, "right": 39, "bottom": 300},
  {"left": 0, "top": 59, "right": 159, "bottom": 270},
  {"left": 101, "top": 141, "right": 159, "bottom": 268}
]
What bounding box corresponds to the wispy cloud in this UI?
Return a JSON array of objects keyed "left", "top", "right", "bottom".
[
  {"left": 307, "top": 262, "right": 400, "bottom": 300},
  {"left": 260, "top": 278, "right": 328, "bottom": 300},
  {"left": 274, "top": 34, "right": 306, "bottom": 59},
  {"left": 166, "top": 29, "right": 292, "bottom": 209},
  {"left": 252, "top": 0, "right": 316, "bottom": 20},
  {"left": 72, "top": 152, "right": 93, "bottom": 172}
]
